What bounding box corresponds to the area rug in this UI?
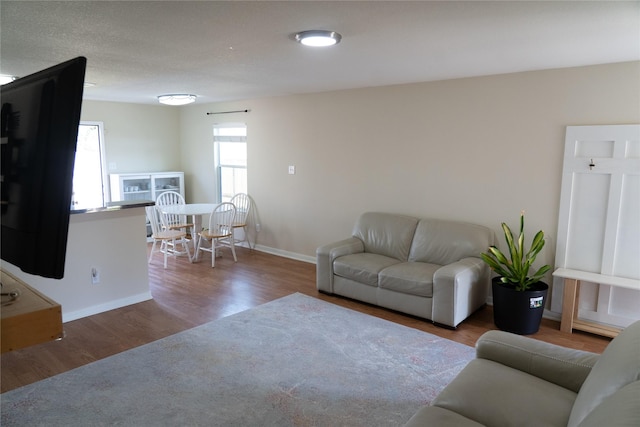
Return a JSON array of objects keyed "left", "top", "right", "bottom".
[{"left": 1, "top": 293, "right": 475, "bottom": 426}]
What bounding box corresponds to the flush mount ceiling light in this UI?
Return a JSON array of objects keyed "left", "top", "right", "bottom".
[
  {"left": 295, "top": 30, "right": 342, "bottom": 47},
  {"left": 157, "top": 94, "right": 197, "bottom": 106}
]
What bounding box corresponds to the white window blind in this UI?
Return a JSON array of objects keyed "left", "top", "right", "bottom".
[{"left": 214, "top": 123, "right": 247, "bottom": 202}]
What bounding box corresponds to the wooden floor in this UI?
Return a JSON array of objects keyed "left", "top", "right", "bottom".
[{"left": 1, "top": 247, "right": 611, "bottom": 393}]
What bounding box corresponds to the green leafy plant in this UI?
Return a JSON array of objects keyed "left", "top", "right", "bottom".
[{"left": 481, "top": 212, "right": 551, "bottom": 291}]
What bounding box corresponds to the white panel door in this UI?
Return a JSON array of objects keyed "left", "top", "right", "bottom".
[{"left": 553, "top": 125, "right": 640, "bottom": 328}]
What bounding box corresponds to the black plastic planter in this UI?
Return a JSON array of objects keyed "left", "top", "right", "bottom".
[{"left": 492, "top": 278, "right": 549, "bottom": 335}]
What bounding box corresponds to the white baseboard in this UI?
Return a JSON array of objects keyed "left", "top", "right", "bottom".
[
  {"left": 63, "top": 291, "right": 153, "bottom": 323},
  {"left": 252, "top": 244, "right": 316, "bottom": 264}
]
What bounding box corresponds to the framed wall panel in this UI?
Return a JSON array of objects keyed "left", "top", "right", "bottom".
[{"left": 553, "top": 125, "right": 640, "bottom": 329}]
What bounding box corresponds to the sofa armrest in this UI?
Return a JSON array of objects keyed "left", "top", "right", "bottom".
[
  {"left": 316, "top": 237, "right": 364, "bottom": 293},
  {"left": 432, "top": 257, "right": 490, "bottom": 328},
  {"left": 476, "top": 330, "right": 600, "bottom": 393}
]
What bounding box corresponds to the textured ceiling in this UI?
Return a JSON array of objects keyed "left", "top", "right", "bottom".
[{"left": 1, "top": 1, "right": 639, "bottom": 105}]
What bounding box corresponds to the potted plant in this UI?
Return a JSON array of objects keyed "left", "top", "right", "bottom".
[{"left": 481, "top": 212, "right": 551, "bottom": 335}]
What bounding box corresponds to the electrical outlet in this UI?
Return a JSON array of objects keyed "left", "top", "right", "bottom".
[
  {"left": 91, "top": 267, "right": 100, "bottom": 284},
  {"left": 255, "top": 223, "right": 262, "bottom": 232},
  {"left": 288, "top": 165, "right": 295, "bottom": 175}
]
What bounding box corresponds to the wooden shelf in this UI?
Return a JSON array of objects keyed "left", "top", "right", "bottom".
[
  {"left": 553, "top": 268, "right": 640, "bottom": 338},
  {"left": 1, "top": 269, "right": 63, "bottom": 353}
]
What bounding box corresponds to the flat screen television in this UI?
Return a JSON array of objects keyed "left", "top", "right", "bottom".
[{"left": 1, "top": 57, "right": 87, "bottom": 279}]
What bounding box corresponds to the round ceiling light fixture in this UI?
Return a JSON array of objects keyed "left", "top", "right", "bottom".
[
  {"left": 295, "top": 30, "right": 342, "bottom": 47},
  {"left": 157, "top": 94, "right": 197, "bottom": 106}
]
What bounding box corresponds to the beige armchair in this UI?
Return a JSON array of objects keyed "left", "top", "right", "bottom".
[{"left": 405, "top": 320, "right": 640, "bottom": 426}]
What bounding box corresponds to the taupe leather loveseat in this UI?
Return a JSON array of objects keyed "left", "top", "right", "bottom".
[
  {"left": 405, "top": 320, "right": 640, "bottom": 426},
  {"left": 316, "top": 212, "right": 494, "bottom": 328}
]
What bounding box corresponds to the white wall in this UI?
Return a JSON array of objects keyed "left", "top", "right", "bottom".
[
  {"left": 2, "top": 208, "right": 152, "bottom": 322},
  {"left": 179, "top": 61, "right": 640, "bottom": 310},
  {"left": 80, "top": 101, "right": 182, "bottom": 175},
  {"left": 47, "top": 62, "right": 638, "bottom": 317}
]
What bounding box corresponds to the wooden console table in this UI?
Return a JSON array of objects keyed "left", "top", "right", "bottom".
[
  {"left": 553, "top": 268, "right": 640, "bottom": 338},
  {"left": 1, "top": 269, "right": 63, "bottom": 353}
]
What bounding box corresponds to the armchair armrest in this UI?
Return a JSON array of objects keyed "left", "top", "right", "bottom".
[
  {"left": 476, "top": 330, "right": 600, "bottom": 393},
  {"left": 316, "top": 237, "right": 364, "bottom": 293},
  {"left": 432, "top": 257, "right": 490, "bottom": 328}
]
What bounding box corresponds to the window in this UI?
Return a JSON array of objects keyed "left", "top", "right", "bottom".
[
  {"left": 71, "top": 122, "right": 107, "bottom": 209},
  {"left": 214, "top": 123, "right": 247, "bottom": 202}
]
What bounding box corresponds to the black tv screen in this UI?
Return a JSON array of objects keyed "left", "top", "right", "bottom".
[{"left": 1, "top": 57, "right": 86, "bottom": 279}]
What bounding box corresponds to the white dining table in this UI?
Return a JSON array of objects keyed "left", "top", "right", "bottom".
[{"left": 158, "top": 203, "right": 218, "bottom": 250}]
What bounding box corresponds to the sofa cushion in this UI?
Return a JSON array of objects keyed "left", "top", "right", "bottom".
[
  {"left": 352, "top": 212, "right": 418, "bottom": 261},
  {"left": 408, "top": 218, "right": 493, "bottom": 265},
  {"left": 568, "top": 320, "right": 640, "bottom": 427},
  {"left": 333, "top": 253, "right": 400, "bottom": 287},
  {"left": 378, "top": 262, "right": 440, "bottom": 297},
  {"left": 432, "top": 359, "right": 577, "bottom": 427}
]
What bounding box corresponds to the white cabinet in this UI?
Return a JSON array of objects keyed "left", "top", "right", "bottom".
[
  {"left": 110, "top": 172, "right": 185, "bottom": 202},
  {"left": 110, "top": 172, "right": 186, "bottom": 240}
]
